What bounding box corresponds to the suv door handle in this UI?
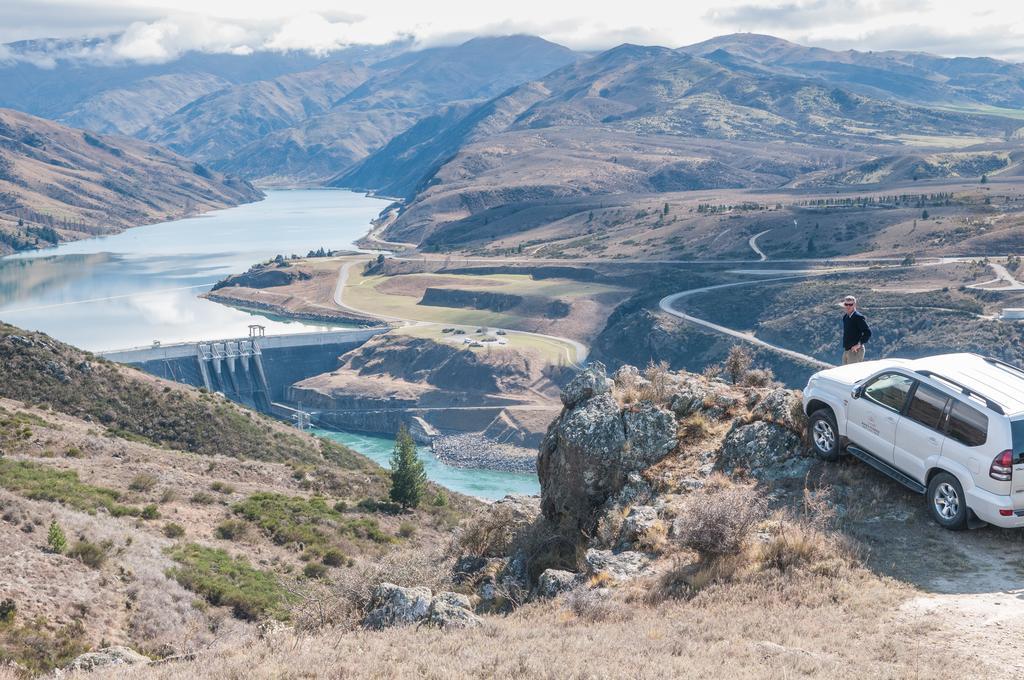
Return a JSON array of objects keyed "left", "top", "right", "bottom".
[
  {"left": 886, "top": 416, "right": 897, "bottom": 424},
  {"left": 928, "top": 436, "right": 939, "bottom": 444}
]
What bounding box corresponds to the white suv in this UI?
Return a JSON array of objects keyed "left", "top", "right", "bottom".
[{"left": 802, "top": 353, "right": 1024, "bottom": 529}]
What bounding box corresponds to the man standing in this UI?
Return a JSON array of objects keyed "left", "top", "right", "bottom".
[{"left": 841, "top": 295, "right": 871, "bottom": 365}]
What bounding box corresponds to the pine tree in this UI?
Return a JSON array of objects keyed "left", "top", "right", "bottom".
[
  {"left": 389, "top": 425, "right": 426, "bottom": 510},
  {"left": 47, "top": 520, "right": 66, "bottom": 554}
]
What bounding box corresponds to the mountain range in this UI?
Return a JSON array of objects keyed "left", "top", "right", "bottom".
[
  {"left": 0, "top": 108, "right": 260, "bottom": 254},
  {"left": 2, "top": 32, "right": 1024, "bottom": 245}
]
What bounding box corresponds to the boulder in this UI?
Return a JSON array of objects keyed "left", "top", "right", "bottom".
[
  {"left": 669, "top": 381, "right": 708, "bottom": 417},
  {"left": 584, "top": 549, "right": 655, "bottom": 582},
  {"left": 561, "top": 362, "right": 613, "bottom": 408},
  {"left": 427, "top": 591, "right": 481, "bottom": 629},
  {"left": 362, "top": 583, "right": 432, "bottom": 630},
  {"left": 452, "top": 555, "right": 488, "bottom": 583},
  {"left": 540, "top": 379, "right": 676, "bottom": 537},
  {"left": 623, "top": 403, "right": 678, "bottom": 465},
  {"left": 716, "top": 420, "right": 807, "bottom": 478},
  {"left": 67, "top": 646, "right": 149, "bottom": 672},
  {"left": 619, "top": 505, "right": 659, "bottom": 546},
  {"left": 612, "top": 365, "right": 641, "bottom": 388},
  {"left": 751, "top": 388, "right": 807, "bottom": 433},
  {"left": 537, "top": 569, "right": 579, "bottom": 598}
]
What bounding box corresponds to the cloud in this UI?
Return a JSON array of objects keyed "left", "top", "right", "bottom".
[
  {"left": 707, "top": 0, "right": 927, "bottom": 30},
  {"left": 808, "top": 24, "right": 1024, "bottom": 60},
  {"left": 264, "top": 13, "right": 403, "bottom": 54}
]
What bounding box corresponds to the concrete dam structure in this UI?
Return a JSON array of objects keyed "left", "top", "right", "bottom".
[{"left": 101, "top": 329, "right": 386, "bottom": 416}]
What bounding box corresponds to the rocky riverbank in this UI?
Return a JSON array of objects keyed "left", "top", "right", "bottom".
[{"left": 432, "top": 433, "right": 538, "bottom": 473}]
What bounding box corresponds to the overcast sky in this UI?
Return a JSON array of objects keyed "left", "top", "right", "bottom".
[{"left": 2, "top": 0, "right": 1024, "bottom": 64}]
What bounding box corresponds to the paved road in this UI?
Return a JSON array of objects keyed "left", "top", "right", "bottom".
[
  {"left": 351, "top": 250, "right": 1019, "bottom": 372},
  {"left": 967, "top": 261, "right": 1024, "bottom": 291},
  {"left": 748, "top": 229, "right": 771, "bottom": 261},
  {"left": 659, "top": 275, "right": 837, "bottom": 370}
]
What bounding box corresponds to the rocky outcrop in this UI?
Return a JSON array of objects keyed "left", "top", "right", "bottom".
[
  {"left": 540, "top": 363, "right": 677, "bottom": 536},
  {"left": 537, "top": 569, "right": 579, "bottom": 598},
  {"left": 67, "top": 646, "right": 149, "bottom": 671},
  {"left": 362, "top": 583, "right": 481, "bottom": 630},
  {"left": 584, "top": 549, "right": 656, "bottom": 582},
  {"left": 716, "top": 420, "right": 808, "bottom": 479}
]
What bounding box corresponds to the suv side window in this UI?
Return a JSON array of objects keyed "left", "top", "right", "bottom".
[
  {"left": 904, "top": 383, "right": 949, "bottom": 430},
  {"left": 946, "top": 401, "right": 988, "bottom": 447},
  {"left": 863, "top": 373, "right": 915, "bottom": 413}
]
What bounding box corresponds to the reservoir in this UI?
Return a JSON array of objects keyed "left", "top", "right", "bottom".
[
  {"left": 0, "top": 190, "right": 385, "bottom": 351},
  {"left": 0, "top": 189, "right": 540, "bottom": 499}
]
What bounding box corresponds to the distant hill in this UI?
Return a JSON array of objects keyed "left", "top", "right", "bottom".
[
  {"left": 204, "top": 36, "right": 582, "bottom": 183},
  {"left": 352, "top": 38, "right": 1022, "bottom": 245},
  {"left": 681, "top": 33, "right": 1024, "bottom": 109},
  {"left": 0, "top": 108, "right": 261, "bottom": 254}
]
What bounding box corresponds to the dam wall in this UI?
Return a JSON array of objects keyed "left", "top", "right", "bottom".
[{"left": 101, "top": 329, "right": 387, "bottom": 412}]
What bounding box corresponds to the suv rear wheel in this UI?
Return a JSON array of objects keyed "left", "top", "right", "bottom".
[
  {"left": 809, "top": 409, "right": 841, "bottom": 461},
  {"left": 927, "top": 472, "right": 968, "bottom": 530}
]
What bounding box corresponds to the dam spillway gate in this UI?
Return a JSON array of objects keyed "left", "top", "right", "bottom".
[{"left": 101, "top": 328, "right": 387, "bottom": 416}]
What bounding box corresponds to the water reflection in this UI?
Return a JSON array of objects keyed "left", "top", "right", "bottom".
[{"left": 0, "top": 190, "right": 388, "bottom": 351}]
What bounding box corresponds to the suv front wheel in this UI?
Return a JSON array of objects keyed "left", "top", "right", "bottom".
[
  {"left": 809, "top": 409, "right": 841, "bottom": 461},
  {"left": 927, "top": 472, "right": 968, "bottom": 530}
]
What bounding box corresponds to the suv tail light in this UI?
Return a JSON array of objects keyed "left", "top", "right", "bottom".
[{"left": 990, "top": 450, "right": 1013, "bottom": 481}]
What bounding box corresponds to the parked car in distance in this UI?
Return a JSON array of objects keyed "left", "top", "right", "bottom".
[{"left": 802, "top": 353, "right": 1024, "bottom": 530}]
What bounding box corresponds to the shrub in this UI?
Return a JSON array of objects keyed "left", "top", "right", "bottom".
[
  {"left": 68, "top": 539, "right": 109, "bottom": 569},
  {"left": 303, "top": 562, "right": 328, "bottom": 579},
  {"left": 232, "top": 492, "right": 394, "bottom": 550},
  {"left": 389, "top": 425, "right": 426, "bottom": 510},
  {"left": 0, "top": 617, "right": 87, "bottom": 675},
  {"left": 0, "top": 459, "right": 139, "bottom": 517},
  {"left": 190, "top": 492, "right": 216, "bottom": 505},
  {"left": 215, "top": 519, "right": 248, "bottom": 541},
  {"left": 140, "top": 504, "right": 160, "bottom": 520},
  {"left": 210, "top": 481, "right": 236, "bottom": 494},
  {"left": 723, "top": 345, "right": 752, "bottom": 385},
  {"left": 680, "top": 413, "right": 711, "bottom": 439},
  {"left": 742, "top": 367, "right": 776, "bottom": 387},
  {"left": 0, "top": 598, "right": 15, "bottom": 624},
  {"left": 430, "top": 491, "right": 448, "bottom": 507},
  {"left": 159, "top": 488, "right": 178, "bottom": 503},
  {"left": 163, "top": 522, "right": 186, "bottom": 539},
  {"left": 321, "top": 548, "right": 346, "bottom": 567},
  {"left": 333, "top": 500, "right": 348, "bottom": 512},
  {"left": 398, "top": 522, "right": 416, "bottom": 538},
  {"left": 129, "top": 473, "right": 159, "bottom": 492},
  {"left": 640, "top": 360, "right": 672, "bottom": 403},
  {"left": 166, "top": 543, "right": 287, "bottom": 620},
  {"left": 674, "top": 481, "right": 766, "bottom": 559},
  {"left": 564, "top": 588, "right": 628, "bottom": 623},
  {"left": 46, "top": 520, "right": 66, "bottom": 554}
]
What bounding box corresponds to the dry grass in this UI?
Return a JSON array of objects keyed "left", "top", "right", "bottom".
[
  {"left": 66, "top": 560, "right": 976, "bottom": 680},
  {"left": 673, "top": 478, "right": 766, "bottom": 558}
]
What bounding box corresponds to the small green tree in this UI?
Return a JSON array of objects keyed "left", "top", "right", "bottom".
[
  {"left": 389, "top": 425, "right": 426, "bottom": 510},
  {"left": 980, "top": 174, "right": 988, "bottom": 184},
  {"left": 47, "top": 520, "right": 66, "bottom": 554}
]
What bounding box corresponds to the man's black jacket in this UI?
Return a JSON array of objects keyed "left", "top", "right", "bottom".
[{"left": 843, "top": 310, "right": 871, "bottom": 350}]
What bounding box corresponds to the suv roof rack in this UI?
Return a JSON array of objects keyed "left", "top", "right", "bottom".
[
  {"left": 980, "top": 355, "right": 1024, "bottom": 381},
  {"left": 914, "top": 369, "right": 1006, "bottom": 415}
]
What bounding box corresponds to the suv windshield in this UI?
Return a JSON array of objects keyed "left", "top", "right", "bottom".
[{"left": 1013, "top": 420, "right": 1024, "bottom": 463}]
